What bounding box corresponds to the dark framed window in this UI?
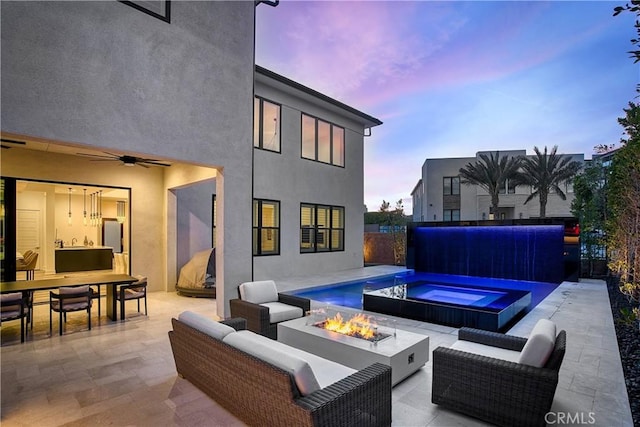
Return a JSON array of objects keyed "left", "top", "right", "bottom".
[
  {"left": 443, "top": 209, "right": 460, "bottom": 222},
  {"left": 254, "top": 97, "right": 281, "bottom": 152},
  {"left": 119, "top": 1, "right": 171, "bottom": 23},
  {"left": 443, "top": 176, "right": 460, "bottom": 195},
  {"left": 301, "top": 114, "right": 345, "bottom": 167},
  {"left": 300, "top": 204, "right": 344, "bottom": 252},
  {"left": 0, "top": 178, "right": 17, "bottom": 282},
  {"left": 253, "top": 199, "right": 280, "bottom": 256}
]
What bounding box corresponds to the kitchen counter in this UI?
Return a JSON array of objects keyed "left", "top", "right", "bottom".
[
  {"left": 55, "top": 247, "right": 113, "bottom": 273},
  {"left": 57, "top": 246, "right": 112, "bottom": 250}
]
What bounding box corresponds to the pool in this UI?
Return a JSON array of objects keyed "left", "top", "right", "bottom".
[{"left": 286, "top": 272, "right": 558, "bottom": 331}]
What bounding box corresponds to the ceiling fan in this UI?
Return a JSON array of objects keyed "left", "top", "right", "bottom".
[
  {"left": 1, "top": 138, "right": 27, "bottom": 149},
  {"left": 75, "top": 152, "right": 171, "bottom": 168}
]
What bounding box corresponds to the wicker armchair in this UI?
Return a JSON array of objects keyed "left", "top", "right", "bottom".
[
  {"left": 229, "top": 280, "right": 310, "bottom": 339},
  {"left": 432, "top": 325, "right": 566, "bottom": 427}
]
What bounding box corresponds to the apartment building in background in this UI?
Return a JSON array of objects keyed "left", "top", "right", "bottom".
[{"left": 411, "top": 150, "right": 585, "bottom": 222}]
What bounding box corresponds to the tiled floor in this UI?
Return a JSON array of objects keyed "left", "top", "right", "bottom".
[{"left": 1, "top": 267, "right": 634, "bottom": 426}]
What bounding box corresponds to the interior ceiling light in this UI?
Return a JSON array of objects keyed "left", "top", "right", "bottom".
[{"left": 117, "top": 200, "right": 126, "bottom": 223}]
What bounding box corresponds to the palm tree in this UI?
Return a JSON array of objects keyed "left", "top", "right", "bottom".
[
  {"left": 513, "top": 145, "right": 582, "bottom": 218},
  {"left": 458, "top": 151, "right": 521, "bottom": 219}
]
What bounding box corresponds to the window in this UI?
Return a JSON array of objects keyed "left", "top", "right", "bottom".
[
  {"left": 254, "top": 97, "right": 281, "bottom": 152},
  {"left": 253, "top": 199, "right": 280, "bottom": 256},
  {"left": 499, "top": 179, "right": 517, "bottom": 194},
  {"left": 565, "top": 181, "right": 574, "bottom": 194},
  {"left": 300, "top": 204, "right": 344, "bottom": 252},
  {"left": 120, "top": 1, "right": 171, "bottom": 23},
  {"left": 443, "top": 177, "right": 460, "bottom": 195},
  {"left": 443, "top": 209, "right": 460, "bottom": 222},
  {"left": 301, "top": 114, "right": 345, "bottom": 166}
]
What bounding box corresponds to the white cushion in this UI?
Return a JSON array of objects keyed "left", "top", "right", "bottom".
[
  {"left": 178, "top": 311, "right": 235, "bottom": 340},
  {"left": 451, "top": 340, "right": 521, "bottom": 363},
  {"left": 260, "top": 302, "right": 303, "bottom": 324},
  {"left": 239, "top": 280, "right": 278, "bottom": 304},
  {"left": 224, "top": 330, "right": 321, "bottom": 396},
  {"left": 518, "top": 319, "right": 557, "bottom": 367},
  {"left": 280, "top": 339, "right": 357, "bottom": 389},
  {"left": 224, "top": 330, "right": 358, "bottom": 395}
]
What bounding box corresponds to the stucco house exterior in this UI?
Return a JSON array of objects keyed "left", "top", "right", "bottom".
[
  {"left": 411, "top": 150, "right": 584, "bottom": 222},
  {"left": 0, "top": 1, "right": 381, "bottom": 316},
  {"left": 253, "top": 66, "right": 382, "bottom": 279}
]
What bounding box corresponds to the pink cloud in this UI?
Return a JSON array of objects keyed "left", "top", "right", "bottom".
[
  {"left": 257, "top": 1, "right": 615, "bottom": 113},
  {"left": 257, "top": 1, "right": 460, "bottom": 107}
]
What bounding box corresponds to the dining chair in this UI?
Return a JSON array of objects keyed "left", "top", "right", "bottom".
[
  {"left": 49, "top": 286, "right": 93, "bottom": 335},
  {"left": 1, "top": 292, "right": 28, "bottom": 342},
  {"left": 25, "top": 290, "right": 34, "bottom": 331},
  {"left": 91, "top": 285, "right": 102, "bottom": 317},
  {"left": 116, "top": 275, "right": 147, "bottom": 320}
]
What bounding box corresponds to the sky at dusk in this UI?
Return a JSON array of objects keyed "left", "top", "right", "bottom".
[{"left": 255, "top": 1, "right": 639, "bottom": 213}]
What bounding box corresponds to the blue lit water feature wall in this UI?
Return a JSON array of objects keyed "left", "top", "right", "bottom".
[{"left": 409, "top": 225, "right": 565, "bottom": 283}]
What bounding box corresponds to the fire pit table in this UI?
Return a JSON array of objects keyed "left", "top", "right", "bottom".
[{"left": 277, "top": 309, "right": 429, "bottom": 386}]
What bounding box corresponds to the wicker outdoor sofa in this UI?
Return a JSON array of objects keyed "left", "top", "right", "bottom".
[
  {"left": 168, "top": 313, "right": 392, "bottom": 427},
  {"left": 432, "top": 321, "right": 567, "bottom": 427}
]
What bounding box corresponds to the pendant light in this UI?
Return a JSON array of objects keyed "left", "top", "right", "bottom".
[
  {"left": 98, "top": 190, "right": 103, "bottom": 226},
  {"left": 83, "top": 189, "right": 87, "bottom": 226},
  {"left": 67, "top": 188, "right": 72, "bottom": 226},
  {"left": 90, "top": 192, "right": 95, "bottom": 226}
]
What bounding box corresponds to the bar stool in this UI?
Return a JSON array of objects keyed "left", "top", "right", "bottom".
[{"left": 16, "top": 252, "right": 38, "bottom": 280}]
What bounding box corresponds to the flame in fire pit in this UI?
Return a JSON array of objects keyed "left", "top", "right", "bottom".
[{"left": 322, "top": 312, "right": 378, "bottom": 340}]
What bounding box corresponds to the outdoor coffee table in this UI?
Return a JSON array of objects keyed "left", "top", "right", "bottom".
[{"left": 277, "top": 314, "right": 429, "bottom": 386}]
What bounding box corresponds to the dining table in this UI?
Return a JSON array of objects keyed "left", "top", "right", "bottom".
[{"left": 1, "top": 273, "right": 139, "bottom": 321}]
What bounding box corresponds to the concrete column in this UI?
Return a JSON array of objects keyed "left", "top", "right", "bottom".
[{"left": 216, "top": 168, "right": 253, "bottom": 318}]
